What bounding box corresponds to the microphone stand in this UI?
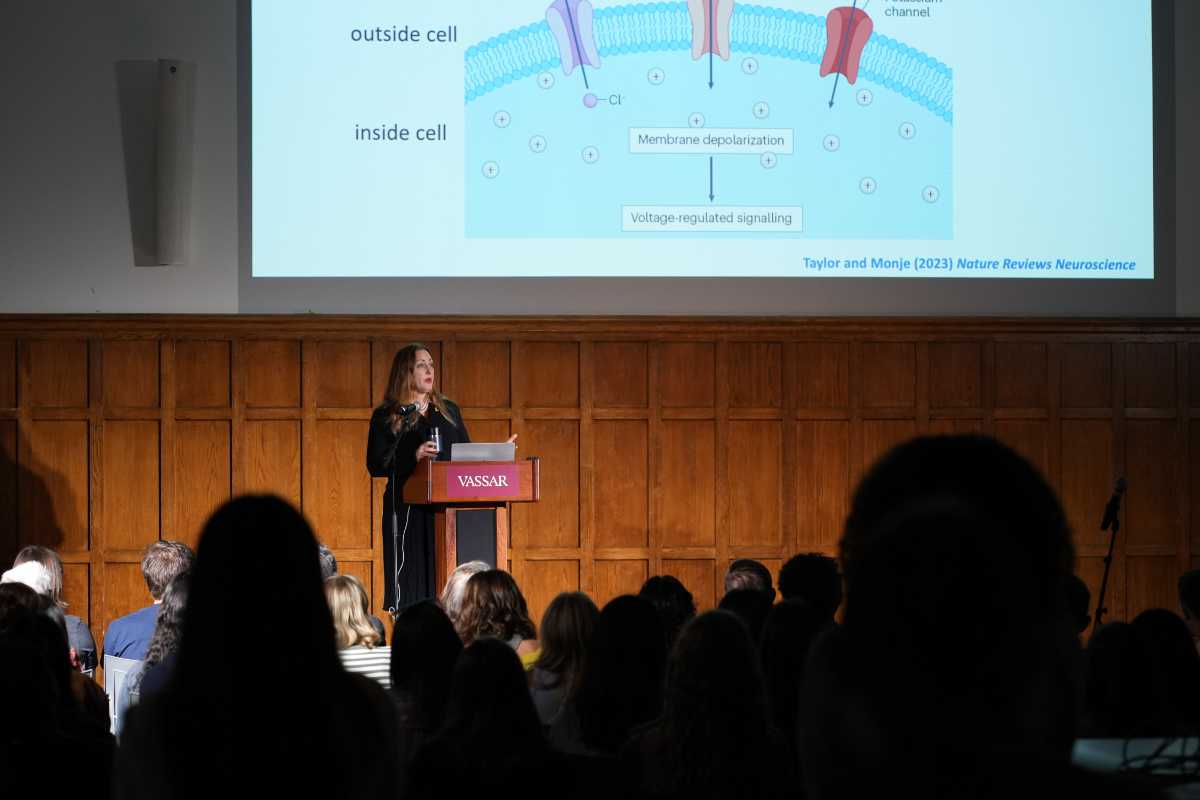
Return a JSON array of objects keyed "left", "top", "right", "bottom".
[{"left": 1091, "top": 478, "right": 1126, "bottom": 637}]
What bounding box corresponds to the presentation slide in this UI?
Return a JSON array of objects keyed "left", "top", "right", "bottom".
[{"left": 251, "top": 0, "right": 1155, "bottom": 279}]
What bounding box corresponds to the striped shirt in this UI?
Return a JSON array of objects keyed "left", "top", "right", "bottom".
[{"left": 338, "top": 645, "right": 392, "bottom": 690}]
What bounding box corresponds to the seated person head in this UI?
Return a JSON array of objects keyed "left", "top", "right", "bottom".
[
  {"left": 324, "top": 574, "right": 380, "bottom": 649},
  {"left": 717, "top": 588, "right": 772, "bottom": 642},
  {"left": 723, "top": 559, "right": 776, "bottom": 602},
  {"left": 141, "top": 540, "right": 195, "bottom": 602},
  {"left": 317, "top": 543, "right": 338, "bottom": 581},
  {"left": 800, "top": 435, "right": 1077, "bottom": 797},
  {"left": 638, "top": 575, "right": 696, "bottom": 648},
  {"left": 439, "top": 560, "right": 490, "bottom": 627},
  {"left": 778, "top": 553, "right": 842, "bottom": 621},
  {"left": 12, "top": 546, "right": 66, "bottom": 609}
]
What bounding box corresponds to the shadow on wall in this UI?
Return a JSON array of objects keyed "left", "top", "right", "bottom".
[{"left": 1, "top": 425, "right": 69, "bottom": 571}]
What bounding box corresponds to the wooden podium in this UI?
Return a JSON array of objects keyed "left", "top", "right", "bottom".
[{"left": 403, "top": 458, "right": 540, "bottom": 591}]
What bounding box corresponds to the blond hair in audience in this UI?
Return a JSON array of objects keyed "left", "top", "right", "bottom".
[
  {"left": 324, "top": 574, "right": 380, "bottom": 649},
  {"left": 439, "top": 560, "right": 490, "bottom": 626}
]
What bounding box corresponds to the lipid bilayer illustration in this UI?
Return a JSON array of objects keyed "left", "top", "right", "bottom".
[{"left": 465, "top": 1, "right": 952, "bottom": 240}]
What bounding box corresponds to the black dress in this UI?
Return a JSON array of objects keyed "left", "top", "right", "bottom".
[{"left": 366, "top": 400, "right": 470, "bottom": 611}]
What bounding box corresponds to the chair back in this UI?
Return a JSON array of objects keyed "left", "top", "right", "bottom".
[{"left": 104, "top": 654, "right": 143, "bottom": 737}]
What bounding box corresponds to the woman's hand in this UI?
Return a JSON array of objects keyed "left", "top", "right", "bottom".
[
  {"left": 506, "top": 434, "right": 519, "bottom": 447},
  {"left": 415, "top": 441, "right": 439, "bottom": 461}
]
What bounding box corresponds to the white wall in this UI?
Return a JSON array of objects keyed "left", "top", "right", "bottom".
[
  {"left": 0, "top": 0, "right": 237, "bottom": 312},
  {"left": 0, "top": 1, "right": 1194, "bottom": 315}
]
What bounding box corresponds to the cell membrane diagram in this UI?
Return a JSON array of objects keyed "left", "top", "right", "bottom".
[{"left": 465, "top": 1, "right": 953, "bottom": 239}]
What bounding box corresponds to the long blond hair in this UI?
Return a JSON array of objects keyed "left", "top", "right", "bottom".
[
  {"left": 324, "top": 574, "right": 380, "bottom": 649},
  {"left": 381, "top": 343, "right": 459, "bottom": 431}
]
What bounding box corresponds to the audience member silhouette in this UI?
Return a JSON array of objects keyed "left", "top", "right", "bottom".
[
  {"left": 405, "top": 638, "right": 568, "bottom": 798},
  {"left": 114, "top": 495, "right": 399, "bottom": 799},
  {"left": 799, "top": 435, "right": 1113, "bottom": 800},
  {"left": 388, "top": 601, "right": 463, "bottom": 784},
  {"left": 724, "top": 558, "right": 777, "bottom": 602},
  {"left": 718, "top": 587, "right": 773, "bottom": 642},
  {"left": 532, "top": 591, "right": 600, "bottom": 726},
  {"left": 455, "top": 569, "right": 540, "bottom": 668},
  {"left": 759, "top": 598, "right": 830, "bottom": 754},
  {"left": 0, "top": 605, "right": 114, "bottom": 796},
  {"left": 638, "top": 575, "right": 695, "bottom": 648},
  {"left": 778, "top": 552, "right": 842, "bottom": 622},
  {"left": 550, "top": 594, "right": 666, "bottom": 756},
  {"left": 12, "top": 544, "right": 97, "bottom": 670},
  {"left": 626, "top": 610, "right": 796, "bottom": 800},
  {"left": 1128, "top": 609, "right": 1200, "bottom": 732}
]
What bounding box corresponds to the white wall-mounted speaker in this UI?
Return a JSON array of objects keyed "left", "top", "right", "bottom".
[{"left": 154, "top": 59, "right": 195, "bottom": 265}]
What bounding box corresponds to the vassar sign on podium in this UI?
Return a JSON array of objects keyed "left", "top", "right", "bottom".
[{"left": 403, "top": 458, "right": 540, "bottom": 590}]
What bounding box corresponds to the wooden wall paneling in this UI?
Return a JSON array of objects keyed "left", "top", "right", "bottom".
[
  {"left": 655, "top": 420, "right": 716, "bottom": 547},
  {"left": 0, "top": 421, "right": 14, "bottom": 564},
  {"left": 21, "top": 420, "right": 90, "bottom": 550},
  {"left": 103, "top": 340, "right": 159, "bottom": 408},
  {"left": 593, "top": 342, "right": 648, "bottom": 407},
  {"left": 994, "top": 420, "right": 1050, "bottom": 479},
  {"left": 465, "top": 418, "right": 511, "bottom": 445},
  {"left": 780, "top": 343, "right": 799, "bottom": 562},
  {"left": 243, "top": 339, "right": 302, "bottom": 408},
  {"left": 1124, "top": 420, "right": 1179, "bottom": 552},
  {"left": 593, "top": 421, "right": 650, "bottom": 549},
  {"left": 928, "top": 342, "right": 981, "bottom": 409},
  {"left": 1124, "top": 343, "right": 1176, "bottom": 408},
  {"left": 729, "top": 342, "right": 782, "bottom": 408},
  {"left": 310, "top": 420, "right": 372, "bottom": 549},
  {"left": 662, "top": 558, "right": 716, "bottom": 611},
  {"left": 659, "top": 342, "right": 714, "bottom": 408},
  {"left": 995, "top": 342, "right": 1047, "bottom": 408},
  {"left": 792, "top": 343, "right": 849, "bottom": 408},
  {"left": 175, "top": 340, "right": 231, "bottom": 408},
  {"left": 592, "top": 560, "right": 648, "bottom": 608},
  {"left": 524, "top": 559, "right": 580, "bottom": 627},
  {"left": 243, "top": 420, "right": 302, "bottom": 507},
  {"left": 514, "top": 341, "right": 579, "bottom": 408},
  {"left": 174, "top": 421, "right": 232, "bottom": 550},
  {"left": 62, "top": 561, "right": 90, "bottom": 627},
  {"left": 795, "top": 421, "right": 849, "bottom": 553},
  {"left": 1060, "top": 420, "right": 1115, "bottom": 553},
  {"left": 454, "top": 341, "right": 510, "bottom": 408},
  {"left": 101, "top": 421, "right": 160, "bottom": 551},
  {"left": 861, "top": 342, "right": 916, "bottom": 408},
  {"left": 714, "top": 341, "right": 732, "bottom": 607},
  {"left": 1126, "top": 556, "right": 1180, "bottom": 618},
  {"left": 728, "top": 421, "right": 782, "bottom": 548},
  {"left": 512, "top": 420, "right": 580, "bottom": 548},
  {"left": 861, "top": 419, "right": 918, "bottom": 474},
  {"left": 316, "top": 340, "right": 371, "bottom": 408},
  {"left": 578, "top": 340, "right": 595, "bottom": 601},
  {"left": 929, "top": 419, "right": 984, "bottom": 435},
  {"left": 26, "top": 339, "right": 88, "bottom": 408},
  {"left": 646, "top": 343, "right": 662, "bottom": 577},
  {"left": 0, "top": 338, "right": 15, "bottom": 408},
  {"left": 1060, "top": 343, "right": 1112, "bottom": 408}
]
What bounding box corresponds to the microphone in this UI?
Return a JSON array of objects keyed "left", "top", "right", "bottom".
[
  {"left": 395, "top": 402, "right": 420, "bottom": 416},
  {"left": 1099, "top": 477, "right": 1126, "bottom": 531}
]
